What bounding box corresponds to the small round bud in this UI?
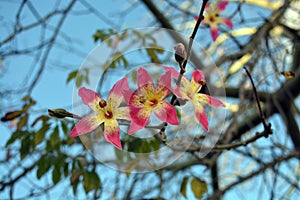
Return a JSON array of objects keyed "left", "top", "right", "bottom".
[{"left": 174, "top": 43, "right": 187, "bottom": 64}]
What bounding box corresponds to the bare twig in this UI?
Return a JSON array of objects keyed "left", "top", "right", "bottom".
[{"left": 244, "top": 67, "right": 271, "bottom": 131}]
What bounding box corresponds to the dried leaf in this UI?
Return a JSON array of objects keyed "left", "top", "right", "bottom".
[
  {"left": 280, "top": 71, "right": 295, "bottom": 79},
  {"left": 191, "top": 177, "right": 208, "bottom": 199},
  {"left": 17, "top": 114, "right": 28, "bottom": 131},
  {"left": 1, "top": 110, "right": 23, "bottom": 122},
  {"left": 180, "top": 177, "right": 189, "bottom": 198}
]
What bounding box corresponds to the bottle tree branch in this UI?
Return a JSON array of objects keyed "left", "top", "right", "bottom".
[{"left": 243, "top": 67, "right": 272, "bottom": 132}]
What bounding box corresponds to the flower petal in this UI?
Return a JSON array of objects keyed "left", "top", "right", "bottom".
[
  {"left": 173, "top": 85, "right": 189, "bottom": 100},
  {"left": 108, "top": 78, "right": 129, "bottom": 108},
  {"left": 114, "top": 106, "right": 130, "bottom": 120},
  {"left": 122, "top": 89, "right": 135, "bottom": 105},
  {"left": 196, "top": 94, "right": 225, "bottom": 107},
  {"left": 217, "top": 1, "right": 229, "bottom": 11},
  {"left": 129, "top": 93, "right": 147, "bottom": 108},
  {"left": 210, "top": 28, "right": 219, "bottom": 41},
  {"left": 193, "top": 102, "right": 209, "bottom": 131},
  {"left": 129, "top": 107, "right": 151, "bottom": 133},
  {"left": 163, "top": 66, "right": 189, "bottom": 87},
  {"left": 103, "top": 119, "right": 122, "bottom": 150},
  {"left": 78, "top": 87, "right": 102, "bottom": 111},
  {"left": 205, "top": 3, "right": 210, "bottom": 10},
  {"left": 153, "top": 102, "right": 179, "bottom": 125},
  {"left": 128, "top": 121, "right": 144, "bottom": 134},
  {"left": 194, "top": 16, "right": 199, "bottom": 21},
  {"left": 223, "top": 18, "right": 233, "bottom": 29},
  {"left": 191, "top": 70, "right": 205, "bottom": 93},
  {"left": 70, "top": 114, "right": 102, "bottom": 137},
  {"left": 137, "top": 68, "right": 154, "bottom": 92},
  {"left": 155, "top": 71, "right": 171, "bottom": 99}
]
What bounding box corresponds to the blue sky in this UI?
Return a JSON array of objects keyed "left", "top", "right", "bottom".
[{"left": 1, "top": 0, "right": 299, "bottom": 199}]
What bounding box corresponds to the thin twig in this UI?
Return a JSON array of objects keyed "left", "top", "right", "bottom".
[
  {"left": 159, "top": 0, "right": 209, "bottom": 140},
  {"left": 243, "top": 67, "right": 269, "bottom": 130}
]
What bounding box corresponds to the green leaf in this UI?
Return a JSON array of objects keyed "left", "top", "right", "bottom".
[
  {"left": 20, "top": 134, "right": 32, "bottom": 160},
  {"left": 37, "top": 157, "right": 52, "bottom": 179},
  {"left": 83, "top": 171, "right": 101, "bottom": 193},
  {"left": 52, "top": 165, "right": 61, "bottom": 184},
  {"left": 75, "top": 74, "right": 83, "bottom": 88},
  {"left": 31, "top": 115, "right": 50, "bottom": 127},
  {"left": 63, "top": 162, "right": 69, "bottom": 177},
  {"left": 180, "top": 177, "right": 189, "bottom": 198},
  {"left": 50, "top": 126, "right": 60, "bottom": 147},
  {"left": 92, "top": 29, "right": 115, "bottom": 42},
  {"left": 83, "top": 68, "right": 90, "bottom": 84},
  {"left": 60, "top": 121, "right": 69, "bottom": 136},
  {"left": 66, "top": 70, "right": 78, "bottom": 84},
  {"left": 1, "top": 110, "right": 23, "bottom": 122},
  {"left": 70, "top": 170, "right": 82, "bottom": 194},
  {"left": 6, "top": 131, "right": 27, "bottom": 147},
  {"left": 191, "top": 177, "right": 208, "bottom": 199},
  {"left": 146, "top": 47, "right": 164, "bottom": 63},
  {"left": 17, "top": 113, "right": 28, "bottom": 131},
  {"left": 34, "top": 123, "right": 50, "bottom": 146}
]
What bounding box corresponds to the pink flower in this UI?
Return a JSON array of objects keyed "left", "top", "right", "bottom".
[
  {"left": 70, "top": 78, "right": 130, "bottom": 150},
  {"left": 194, "top": 1, "right": 233, "bottom": 41},
  {"left": 164, "top": 66, "right": 225, "bottom": 131},
  {"left": 123, "top": 68, "right": 179, "bottom": 134}
]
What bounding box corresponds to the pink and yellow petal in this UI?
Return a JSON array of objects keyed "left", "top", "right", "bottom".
[
  {"left": 128, "top": 121, "right": 144, "bottom": 134},
  {"left": 155, "top": 71, "right": 171, "bottom": 99},
  {"left": 137, "top": 68, "right": 154, "bottom": 92},
  {"left": 129, "top": 93, "right": 147, "bottom": 108},
  {"left": 108, "top": 78, "right": 129, "bottom": 107},
  {"left": 78, "top": 87, "right": 102, "bottom": 111},
  {"left": 153, "top": 102, "right": 179, "bottom": 125},
  {"left": 173, "top": 85, "right": 189, "bottom": 100},
  {"left": 103, "top": 119, "right": 122, "bottom": 149},
  {"left": 210, "top": 27, "right": 219, "bottom": 41},
  {"left": 222, "top": 18, "right": 233, "bottom": 28},
  {"left": 70, "top": 114, "right": 102, "bottom": 137},
  {"left": 196, "top": 94, "right": 225, "bottom": 107},
  {"left": 191, "top": 70, "right": 205, "bottom": 92},
  {"left": 114, "top": 107, "right": 130, "bottom": 121},
  {"left": 129, "top": 106, "right": 151, "bottom": 131},
  {"left": 122, "top": 89, "right": 135, "bottom": 105},
  {"left": 163, "top": 66, "right": 190, "bottom": 88},
  {"left": 193, "top": 102, "right": 209, "bottom": 131},
  {"left": 217, "top": 1, "right": 229, "bottom": 11}
]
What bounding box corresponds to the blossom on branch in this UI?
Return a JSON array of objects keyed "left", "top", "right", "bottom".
[
  {"left": 123, "top": 68, "right": 179, "bottom": 134},
  {"left": 70, "top": 78, "right": 130, "bottom": 150},
  {"left": 194, "top": 1, "right": 233, "bottom": 41},
  {"left": 164, "top": 66, "right": 225, "bottom": 131}
]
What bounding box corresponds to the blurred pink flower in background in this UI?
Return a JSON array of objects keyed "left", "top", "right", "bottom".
[{"left": 194, "top": 1, "right": 233, "bottom": 41}]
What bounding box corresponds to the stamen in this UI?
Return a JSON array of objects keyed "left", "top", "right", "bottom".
[{"left": 99, "top": 100, "right": 107, "bottom": 108}]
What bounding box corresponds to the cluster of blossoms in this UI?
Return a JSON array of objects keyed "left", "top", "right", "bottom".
[
  {"left": 70, "top": 67, "right": 225, "bottom": 150},
  {"left": 194, "top": 1, "right": 233, "bottom": 41}
]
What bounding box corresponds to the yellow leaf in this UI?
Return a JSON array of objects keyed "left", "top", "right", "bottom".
[
  {"left": 229, "top": 53, "right": 252, "bottom": 74},
  {"left": 208, "top": 27, "right": 257, "bottom": 54},
  {"left": 225, "top": 103, "right": 239, "bottom": 112},
  {"left": 180, "top": 177, "right": 189, "bottom": 198},
  {"left": 229, "top": 0, "right": 283, "bottom": 10},
  {"left": 191, "top": 177, "right": 208, "bottom": 199}
]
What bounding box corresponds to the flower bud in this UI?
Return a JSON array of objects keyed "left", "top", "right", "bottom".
[
  {"left": 48, "top": 108, "right": 80, "bottom": 119},
  {"left": 174, "top": 43, "right": 187, "bottom": 65}
]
